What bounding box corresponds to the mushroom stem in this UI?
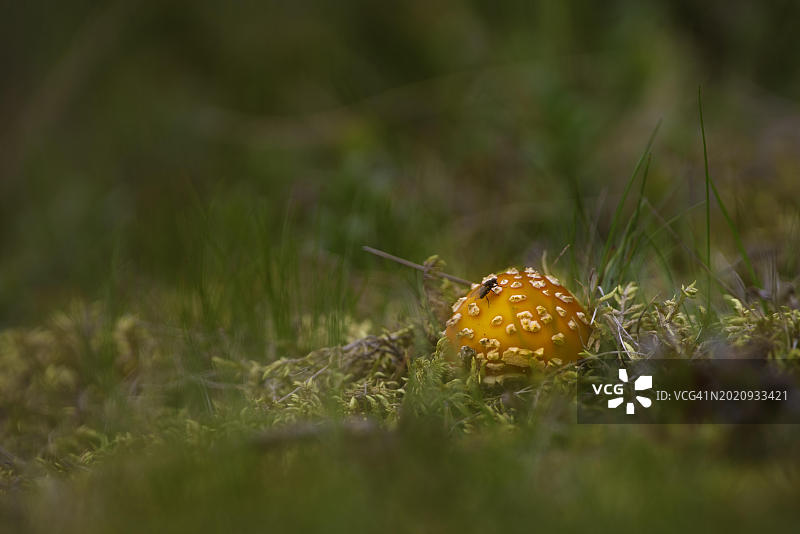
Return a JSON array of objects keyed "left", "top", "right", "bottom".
[{"left": 362, "top": 245, "right": 472, "bottom": 286}]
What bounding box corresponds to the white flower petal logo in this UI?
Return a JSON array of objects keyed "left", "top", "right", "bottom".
[{"left": 607, "top": 369, "right": 653, "bottom": 414}]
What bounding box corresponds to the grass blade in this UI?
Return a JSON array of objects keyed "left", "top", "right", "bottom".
[
  {"left": 699, "top": 86, "right": 712, "bottom": 313},
  {"left": 698, "top": 87, "right": 760, "bottom": 293},
  {"left": 598, "top": 119, "right": 661, "bottom": 286}
]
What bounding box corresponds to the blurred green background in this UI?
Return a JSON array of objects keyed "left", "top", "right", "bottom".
[
  {"left": 3, "top": 0, "right": 800, "bottom": 329},
  {"left": 2, "top": 1, "right": 800, "bottom": 532}
]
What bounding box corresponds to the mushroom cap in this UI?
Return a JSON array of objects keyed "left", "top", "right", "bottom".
[{"left": 444, "top": 267, "right": 591, "bottom": 377}]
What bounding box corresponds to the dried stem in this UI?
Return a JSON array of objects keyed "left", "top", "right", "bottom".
[{"left": 362, "top": 246, "right": 472, "bottom": 286}]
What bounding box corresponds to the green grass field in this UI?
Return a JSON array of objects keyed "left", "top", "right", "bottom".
[{"left": 2, "top": 2, "right": 800, "bottom": 532}]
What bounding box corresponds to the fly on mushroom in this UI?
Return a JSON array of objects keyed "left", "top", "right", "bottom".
[{"left": 477, "top": 277, "right": 498, "bottom": 305}]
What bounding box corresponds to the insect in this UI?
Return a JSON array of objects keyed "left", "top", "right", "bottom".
[{"left": 477, "top": 277, "right": 498, "bottom": 305}]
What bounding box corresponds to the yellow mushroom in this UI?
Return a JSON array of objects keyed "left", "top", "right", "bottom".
[{"left": 445, "top": 267, "right": 592, "bottom": 378}]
